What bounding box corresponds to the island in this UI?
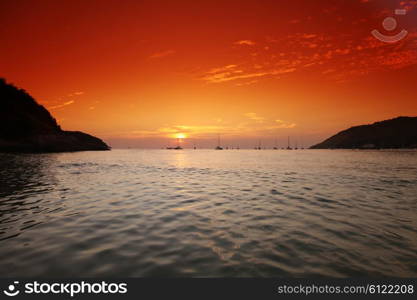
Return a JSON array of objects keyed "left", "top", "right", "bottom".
[
  {"left": 0, "top": 78, "right": 110, "bottom": 153},
  {"left": 311, "top": 117, "right": 417, "bottom": 149}
]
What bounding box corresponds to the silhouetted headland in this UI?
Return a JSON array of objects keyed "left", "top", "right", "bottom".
[
  {"left": 0, "top": 78, "right": 110, "bottom": 153},
  {"left": 311, "top": 117, "right": 417, "bottom": 149}
]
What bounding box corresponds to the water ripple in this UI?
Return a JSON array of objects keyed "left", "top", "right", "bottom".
[{"left": 0, "top": 150, "right": 417, "bottom": 277}]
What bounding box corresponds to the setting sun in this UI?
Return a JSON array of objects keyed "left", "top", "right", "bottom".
[{"left": 175, "top": 133, "right": 187, "bottom": 139}]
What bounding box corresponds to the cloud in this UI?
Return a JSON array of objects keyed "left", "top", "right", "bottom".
[
  {"left": 67, "top": 91, "right": 84, "bottom": 97},
  {"left": 244, "top": 112, "right": 265, "bottom": 123},
  {"left": 128, "top": 125, "right": 226, "bottom": 138},
  {"left": 206, "top": 64, "right": 237, "bottom": 74},
  {"left": 202, "top": 27, "right": 417, "bottom": 85},
  {"left": 203, "top": 71, "right": 268, "bottom": 83},
  {"left": 236, "top": 80, "right": 258, "bottom": 86},
  {"left": 275, "top": 119, "right": 296, "bottom": 129},
  {"left": 122, "top": 115, "right": 296, "bottom": 139},
  {"left": 48, "top": 100, "right": 75, "bottom": 110},
  {"left": 149, "top": 50, "right": 175, "bottom": 59},
  {"left": 302, "top": 34, "right": 317, "bottom": 39},
  {"left": 202, "top": 64, "right": 296, "bottom": 83},
  {"left": 234, "top": 40, "right": 256, "bottom": 46}
]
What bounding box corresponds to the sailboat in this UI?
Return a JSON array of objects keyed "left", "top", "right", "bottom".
[
  {"left": 286, "top": 136, "right": 293, "bottom": 150},
  {"left": 174, "top": 138, "right": 183, "bottom": 150},
  {"left": 215, "top": 134, "right": 223, "bottom": 150},
  {"left": 167, "top": 138, "right": 183, "bottom": 150},
  {"left": 273, "top": 138, "right": 278, "bottom": 150}
]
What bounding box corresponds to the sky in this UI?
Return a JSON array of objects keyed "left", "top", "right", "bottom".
[{"left": 1, "top": 0, "right": 417, "bottom": 148}]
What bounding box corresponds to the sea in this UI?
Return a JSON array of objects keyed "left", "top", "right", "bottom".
[{"left": 0, "top": 149, "right": 416, "bottom": 277}]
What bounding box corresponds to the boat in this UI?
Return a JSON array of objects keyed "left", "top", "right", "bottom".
[
  {"left": 273, "top": 138, "right": 278, "bottom": 150},
  {"left": 286, "top": 136, "right": 293, "bottom": 150},
  {"left": 215, "top": 134, "right": 223, "bottom": 150},
  {"left": 167, "top": 138, "right": 183, "bottom": 150}
]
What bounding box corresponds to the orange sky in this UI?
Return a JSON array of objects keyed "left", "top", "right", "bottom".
[{"left": 1, "top": 0, "right": 417, "bottom": 148}]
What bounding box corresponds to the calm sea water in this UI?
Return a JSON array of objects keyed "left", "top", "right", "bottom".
[{"left": 0, "top": 149, "right": 416, "bottom": 277}]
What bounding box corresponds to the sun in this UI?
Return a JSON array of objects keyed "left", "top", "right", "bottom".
[{"left": 174, "top": 133, "right": 187, "bottom": 139}]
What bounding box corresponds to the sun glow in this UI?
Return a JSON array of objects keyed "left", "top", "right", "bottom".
[{"left": 174, "top": 133, "right": 187, "bottom": 139}]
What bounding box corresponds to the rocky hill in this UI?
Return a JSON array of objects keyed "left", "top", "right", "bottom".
[
  {"left": 0, "top": 78, "right": 110, "bottom": 152},
  {"left": 311, "top": 117, "right": 417, "bottom": 149}
]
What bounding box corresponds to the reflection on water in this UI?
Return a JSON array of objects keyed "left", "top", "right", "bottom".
[
  {"left": 0, "top": 150, "right": 416, "bottom": 277},
  {"left": 0, "top": 154, "right": 61, "bottom": 242}
]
